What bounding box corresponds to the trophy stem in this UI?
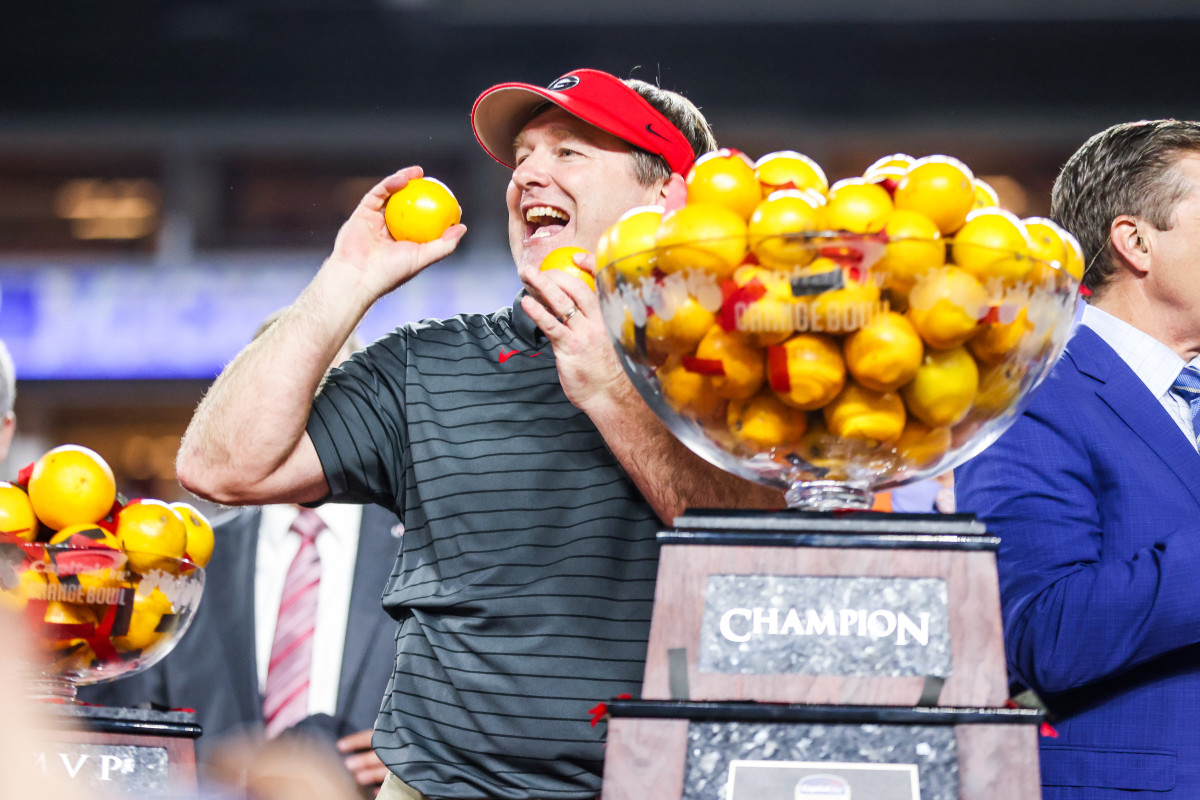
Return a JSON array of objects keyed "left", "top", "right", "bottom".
[
  {"left": 785, "top": 480, "right": 873, "bottom": 511},
  {"left": 28, "top": 672, "right": 79, "bottom": 703}
]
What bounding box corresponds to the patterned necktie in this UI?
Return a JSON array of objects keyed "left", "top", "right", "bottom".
[
  {"left": 1171, "top": 365, "right": 1200, "bottom": 446},
  {"left": 262, "top": 508, "right": 324, "bottom": 738}
]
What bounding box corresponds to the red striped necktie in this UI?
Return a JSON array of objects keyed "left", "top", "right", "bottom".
[{"left": 262, "top": 508, "right": 324, "bottom": 738}]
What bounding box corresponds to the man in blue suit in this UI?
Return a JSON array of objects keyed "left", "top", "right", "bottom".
[{"left": 957, "top": 119, "right": 1200, "bottom": 797}]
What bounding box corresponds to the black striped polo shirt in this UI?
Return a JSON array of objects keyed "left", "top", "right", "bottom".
[{"left": 306, "top": 293, "right": 662, "bottom": 799}]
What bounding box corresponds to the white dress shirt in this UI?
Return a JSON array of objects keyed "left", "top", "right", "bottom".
[
  {"left": 254, "top": 503, "right": 362, "bottom": 718},
  {"left": 1082, "top": 304, "right": 1200, "bottom": 451}
]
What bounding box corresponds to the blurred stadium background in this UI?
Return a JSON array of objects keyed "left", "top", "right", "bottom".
[{"left": 2, "top": 1, "right": 1198, "bottom": 504}]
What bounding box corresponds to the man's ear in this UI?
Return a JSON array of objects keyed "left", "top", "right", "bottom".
[
  {"left": 1110, "top": 215, "right": 1151, "bottom": 276},
  {"left": 659, "top": 173, "right": 688, "bottom": 213}
]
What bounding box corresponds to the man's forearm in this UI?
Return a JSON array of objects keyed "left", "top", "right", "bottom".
[{"left": 176, "top": 262, "right": 373, "bottom": 505}]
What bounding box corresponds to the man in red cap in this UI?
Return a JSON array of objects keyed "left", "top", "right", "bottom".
[{"left": 177, "top": 68, "right": 780, "bottom": 799}]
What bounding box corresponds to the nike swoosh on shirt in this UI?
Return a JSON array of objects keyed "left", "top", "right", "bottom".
[
  {"left": 498, "top": 349, "right": 521, "bottom": 363},
  {"left": 644, "top": 123, "right": 670, "bottom": 142}
]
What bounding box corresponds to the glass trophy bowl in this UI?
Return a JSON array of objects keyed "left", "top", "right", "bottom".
[
  {"left": 0, "top": 539, "right": 205, "bottom": 701},
  {"left": 596, "top": 232, "right": 1080, "bottom": 510}
]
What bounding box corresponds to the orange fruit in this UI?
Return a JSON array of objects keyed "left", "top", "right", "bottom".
[
  {"left": 27, "top": 445, "right": 117, "bottom": 531},
  {"left": 658, "top": 359, "right": 727, "bottom": 422},
  {"left": 539, "top": 246, "right": 595, "bottom": 291},
  {"left": 596, "top": 205, "right": 664, "bottom": 281},
  {"left": 875, "top": 209, "right": 946, "bottom": 293},
  {"left": 0, "top": 481, "right": 38, "bottom": 542},
  {"left": 171, "top": 502, "right": 214, "bottom": 568},
  {"left": 739, "top": 298, "right": 797, "bottom": 347},
  {"left": 863, "top": 153, "right": 916, "bottom": 180},
  {"left": 645, "top": 296, "right": 717, "bottom": 354},
  {"left": 823, "top": 382, "right": 907, "bottom": 444},
  {"left": 383, "top": 177, "right": 462, "bottom": 244},
  {"left": 655, "top": 203, "right": 748, "bottom": 279},
  {"left": 685, "top": 149, "right": 763, "bottom": 220},
  {"left": 894, "top": 155, "right": 976, "bottom": 235},
  {"left": 767, "top": 334, "right": 846, "bottom": 410},
  {"left": 113, "top": 587, "right": 174, "bottom": 653},
  {"left": 42, "top": 600, "right": 97, "bottom": 650},
  {"left": 894, "top": 420, "right": 953, "bottom": 469},
  {"left": 1060, "top": 229, "right": 1086, "bottom": 282},
  {"left": 972, "top": 178, "right": 1000, "bottom": 211},
  {"left": 810, "top": 272, "right": 882, "bottom": 335},
  {"left": 950, "top": 209, "right": 1034, "bottom": 283},
  {"left": 825, "top": 179, "right": 893, "bottom": 233},
  {"left": 901, "top": 346, "right": 979, "bottom": 427},
  {"left": 906, "top": 266, "right": 988, "bottom": 349},
  {"left": 754, "top": 151, "right": 829, "bottom": 196},
  {"left": 0, "top": 566, "right": 48, "bottom": 613},
  {"left": 1023, "top": 216, "right": 1070, "bottom": 287},
  {"left": 969, "top": 306, "right": 1032, "bottom": 364},
  {"left": 49, "top": 523, "right": 121, "bottom": 550},
  {"left": 694, "top": 327, "right": 765, "bottom": 400},
  {"left": 843, "top": 311, "right": 925, "bottom": 393},
  {"left": 973, "top": 362, "right": 1026, "bottom": 417},
  {"left": 116, "top": 499, "right": 188, "bottom": 574},
  {"left": 727, "top": 389, "right": 809, "bottom": 452},
  {"left": 748, "top": 190, "right": 824, "bottom": 268}
]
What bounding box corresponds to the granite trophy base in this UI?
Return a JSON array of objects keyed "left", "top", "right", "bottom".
[
  {"left": 34, "top": 703, "right": 201, "bottom": 795},
  {"left": 642, "top": 510, "right": 1008, "bottom": 708},
  {"left": 601, "top": 700, "right": 1042, "bottom": 800}
]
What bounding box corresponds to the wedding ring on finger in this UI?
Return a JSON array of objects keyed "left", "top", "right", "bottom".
[{"left": 561, "top": 306, "right": 579, "bottom": 324}]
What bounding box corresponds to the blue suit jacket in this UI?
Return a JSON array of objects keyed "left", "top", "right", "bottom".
[
  {"left": 80, "top": 504, "right": 401, "bottom": 763},
  {"left": 956, "top": 325, "right": 1200, "bottom": 798}
]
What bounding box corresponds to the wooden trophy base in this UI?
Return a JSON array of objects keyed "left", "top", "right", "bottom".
[
  {"left": 602, "top": 700, "right": 1041, "bottom": 800},
  {"left": 642, "top": 510, "right": 1008, "bottom": 708},
  {"left": 34, "top": 703, "right": 201, "bottom": 795}
]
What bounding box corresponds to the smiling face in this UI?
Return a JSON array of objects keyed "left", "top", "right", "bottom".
[{"left": 506, "top": 107, "right": 668, "bottom": 283}]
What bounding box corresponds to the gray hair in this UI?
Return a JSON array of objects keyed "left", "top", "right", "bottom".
[{"left": 0, "top": 340, "right": 14, "bottom": 418}]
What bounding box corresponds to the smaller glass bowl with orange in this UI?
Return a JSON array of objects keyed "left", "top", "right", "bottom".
[{"left": 0, "top": 538, "right": 205, "bottom": 701}]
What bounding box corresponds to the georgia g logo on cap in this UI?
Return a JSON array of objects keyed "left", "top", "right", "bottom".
[{"left": 547, "top": 76, "right": 580, "bottom": 91}]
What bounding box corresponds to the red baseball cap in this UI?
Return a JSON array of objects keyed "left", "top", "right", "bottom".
[{"left": 471, "top": 68, "right": 696, "bottom": 176}]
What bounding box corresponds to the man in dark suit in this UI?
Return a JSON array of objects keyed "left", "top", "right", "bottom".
[
  {"left": 82, "top": 502, "right": 402, "bottom": 791},
  {"left": 957, "top": 119, "right": 1200, "bottom": 797}
]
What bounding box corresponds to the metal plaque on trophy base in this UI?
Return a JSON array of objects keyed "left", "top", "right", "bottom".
[
  {"left": 641, "top": 511, "right": 1008, "bottom": 708},
  {"left": 601, "top": 700, "right": 1041, "bottom": 800}
]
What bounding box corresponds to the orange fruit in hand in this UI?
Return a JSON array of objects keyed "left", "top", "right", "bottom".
[
  {"left": 901, "top": 346, "right": 980, "bottom": 427},
  {"left": 906, "top": 266, "right": 988, "bottom": 349},
  {"left": 768, "top": 334, "right": 846, "bottom": 410},
  {"left": 875, "top": 209, "right": 946, "bottom": 293},
  {"left": 893, "top": 155, "right": 976, "bottom": 235},
  {"left": 748, "top": 190, "right": 825, "bottom": 268},
  {"left": 116, "top": 499, "right": 188, "bottom": 574},
  {"left": 950, "top": 209, "right": 1034, "bottom": 283},
  {"left": 655, "top": 203, "right": 748, "bottom": 279},
  {"left": 695, "top": 326, "right": 766, "bottom": 400},
  {"left": 596, "top": 205, "right": 664, "bottom": 281},
  {"left": 727, "top": 389, "right": 809, "bottom": 452},
  {"left": 685, "top": 149, "right": 763, "bottom": 220},
  {"left": 755, "top": 151, "right": 829, "bottom": 197},
  {"left": 825, "top": 179, "right": 893, "bottom": 233},
  {"left": 843, "top": 311, "right": 925, "bottom": 393},
  {"left": 0, "top": 482, "right": 38, "bottom": 542},
  {"left": 823, "top": 381, "right": 907, "bottom": 444},
  {"left": 540, "top": 246, "right": 595, "bottom": 291},
  {"left": 383, "top": 177, "right": 462, "bottom": 244},
  {"left": 171, "top": 502, "right": 214, "bottom": 568},
  {"left": 27, "top": 445, "right": 117, "bottom": 531}
]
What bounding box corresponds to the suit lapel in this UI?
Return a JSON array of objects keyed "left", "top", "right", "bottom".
[
  {"left": 216, "top": 508, "right": 266, "bottom": 724},
  {"left": 335, "top": 504, "right": 397, "bottom": 714},
  {"left": 1072, "top": 326, "right": 1200, "bottom": 508}
]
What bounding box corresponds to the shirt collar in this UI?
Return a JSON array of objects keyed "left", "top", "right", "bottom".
[
  {"left": 260, "top": 504, "right": 359, "bottom": 549},
  {"left": 511, "top": 290, "right": 549, "bottom": 347},
  {"left": 1082, "top": 304, "right": 1187, "bottom": 399}
]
